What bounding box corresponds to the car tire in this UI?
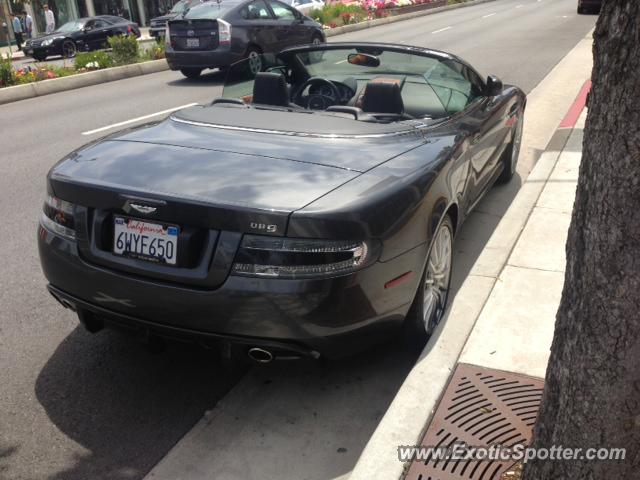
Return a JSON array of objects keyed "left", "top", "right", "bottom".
[
  {"left": 403, "top": 215, "right": 454, "bottom": 349},
  {"left": 180, "top": 68, "right": 203, "bottom": 79},
  {"left": 310, "top": 33, "right": 324, "bottom": 45},
  {"left": 496, "top": 113, "right": 523, "bottom": 184},
  {"left": 244, "top": 46, "right": 263, "bottom": 77},
  {"left": 577, "top": 5, "right": 585, "bottom": 14},
  {"left": 33, "top": 53, "right": 47, "bottom": 62},
  {"left": 62, "top": 39, "right": 77, "bottom": 58}
]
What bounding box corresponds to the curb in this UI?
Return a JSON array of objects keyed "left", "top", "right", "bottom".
[
  {"left": 325, "top": 0, "right": 496, "bottom": 37},
  {"left": 347, "top": 88, "right": 590, "bottom": 480},
  {"left": 0, "top": 58, "right": 169, "bottom": 105},
  {"left": 0, "top": 0, "right": 495, "bottom": 105}
]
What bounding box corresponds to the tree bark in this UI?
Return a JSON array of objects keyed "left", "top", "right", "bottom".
[{"left": 523, "top": 2, "right": 640, "bottom": 479}]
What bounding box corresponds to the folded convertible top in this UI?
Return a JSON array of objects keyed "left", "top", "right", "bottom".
[{"left": 171, "top": 104, "right": 419, "bottom": 137}]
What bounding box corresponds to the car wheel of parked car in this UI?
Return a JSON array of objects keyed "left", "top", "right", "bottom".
[
  {"left": 311, "top": 33, "right": 323, "bottom": 45},
  {"left": 497, "top": 114, "right": 523, "bottom": 184},
  {"left": 33, "top": 53, "right": 47, "bottom": 62},
  {"left": 577, "top": 5, "right": 585, "bottom": 13},
  {"left": 404, "top": 215, "right": 454, "bottom": 347},
  {"left": 62, "top": 40, "right": 77, "bottom": 58},
  {"left": 180, "top": 68, "right": 203, "bottom": 79},
  {"left": 245, "top": 46, "right": 263, "bottom": 77}
]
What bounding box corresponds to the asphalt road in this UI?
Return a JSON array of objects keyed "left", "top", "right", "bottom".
[{"left": 0, "top": 1, "right": 596, "bottom": 479}]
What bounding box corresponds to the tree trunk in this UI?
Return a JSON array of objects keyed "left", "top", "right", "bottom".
[{"left": 523, "top": 2, "right": 640, "bottom": 479}]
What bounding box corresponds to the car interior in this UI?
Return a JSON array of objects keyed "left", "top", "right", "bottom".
[{"left": 209, "top": 45, "right": 486, "bottom": 124}]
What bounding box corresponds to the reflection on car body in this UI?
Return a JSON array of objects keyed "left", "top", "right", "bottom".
[{"left": 38, "top": 43, "right": 526, "bottom": 361}]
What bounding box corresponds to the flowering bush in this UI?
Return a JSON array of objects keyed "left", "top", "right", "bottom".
[
  {"left": 75, "top": 51, "right": 114, "bottom": 70},
  {"left": 14, "top": 65, "right": 73, "bottom": 84},
  {"left": 140, "top": 42, "right": 166, "bottom": 61},
  {"left": 310, "top": 3, "right": 367, "bottom": 26}
]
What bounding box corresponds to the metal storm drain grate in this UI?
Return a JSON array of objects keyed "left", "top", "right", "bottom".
[{"left": 404, "top": 363, "right": 545, "bottom": 480}]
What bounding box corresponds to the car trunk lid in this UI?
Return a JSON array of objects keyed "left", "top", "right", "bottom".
[{"left": 168, "top": 18, "right": 219, "bottom": 51}]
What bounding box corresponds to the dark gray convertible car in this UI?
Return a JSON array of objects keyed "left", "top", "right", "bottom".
[{"left": 38, "top": 43, "right": 525, "bottom": 361}]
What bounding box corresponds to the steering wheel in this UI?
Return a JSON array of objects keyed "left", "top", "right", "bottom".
[{"left": 293, "top": 77, "right": 341, "bottom": 110}]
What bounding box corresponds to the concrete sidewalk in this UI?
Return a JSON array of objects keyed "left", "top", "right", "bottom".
[
  {"left": 458, "top": 112, "right": 584, "bottom": 379},
  {"left": 402, "top": 108, "right": 585, "bottom": 480}
]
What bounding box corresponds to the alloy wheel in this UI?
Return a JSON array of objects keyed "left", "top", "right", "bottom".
[
  {"left": 62, "top": 40, "right": 76, "bottom": 58},
  {"left": 247, "top": 50, "right": 262, "bottom": 76},
  {"left": 423, "top": 221, "right": 453, "bottom": 331}
]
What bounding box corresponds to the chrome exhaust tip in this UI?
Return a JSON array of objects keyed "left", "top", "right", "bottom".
[{"left": 247, "top": 347, "right": 274, "bottom": 364}]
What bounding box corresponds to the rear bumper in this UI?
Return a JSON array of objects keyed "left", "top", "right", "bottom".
[
  {"left": 165, "top": 48, "right": 242, "bottom": 70},
  {"left": 38, "top": 223, "right": 425, "bottom": 358}
]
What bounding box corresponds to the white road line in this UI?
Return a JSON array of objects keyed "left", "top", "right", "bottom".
[
  {"left": 334, "top": 59, "right": 348, "bottom": 64},
  {"left": 482, "top": 13, "right": 496, "bottom": 18},
  {"left": 81, "top": 103, "right": 198, "bottom": 136},
  {"left": 431, "top": 26, "right": 452, "bottom": 34}
]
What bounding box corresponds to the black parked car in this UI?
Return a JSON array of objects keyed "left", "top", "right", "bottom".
[
  {"left": 149, "top": 0, "right": 203, "bottom": 39},
  {"left": 23, "top": 15, "right": 141, "bottom": 61},
  {"left": 38, "top": 43, "right": 525, "bottom": 361},
  {"left": 165, "top": 0, "right": 324, "bottom": 78},
  {"left": 577, "top": 0, "right": 601, "bottom": 14}
]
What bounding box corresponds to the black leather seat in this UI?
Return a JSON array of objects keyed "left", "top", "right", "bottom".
[
  {"left": 252, "top": 72, "right": 293, "bottom": 108},
  {"left": 361, "top": 82, "right": 406, "bottom": 116}
]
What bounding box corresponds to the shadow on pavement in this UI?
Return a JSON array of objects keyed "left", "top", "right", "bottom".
[
  {"left": 166, "top": 69, "right": 226, "bottom": 87},
  {"left": 150, "top": 339, "right": 419, "bottom": 480},
  {"left": 0, "top": 441, "right": 20, "bottom": 479},
  {"left": 35, "top": 327, "right": 245, "bottom": 480}
]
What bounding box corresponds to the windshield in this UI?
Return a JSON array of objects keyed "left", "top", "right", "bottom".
[
  {"left": 221, "top": 46, "right": 485, "bottom": 119},
  {"left": 170, "top": 0, "right": 190, "bottom": 13},
  {"left": 57, "top": 20, "right": 85, "bottom": 32},
  {"left": 183, "top": 2, "right": 234, "bottom": 19}
]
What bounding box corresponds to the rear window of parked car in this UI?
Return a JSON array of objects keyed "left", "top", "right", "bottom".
[{"left": 184, "top": 3, "right": 235, "bottom": 19}]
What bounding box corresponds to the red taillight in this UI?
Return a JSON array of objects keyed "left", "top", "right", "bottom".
[{"left": 127, "top": 25, "right": 133, "bottom": 34}]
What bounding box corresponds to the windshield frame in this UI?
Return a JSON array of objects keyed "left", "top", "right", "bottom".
[
  {"left": 278, "top": 42, "right": 485, "bottom": 85},
  {"left": 56, "top": 20, "right": 86, "bottom": 32}
]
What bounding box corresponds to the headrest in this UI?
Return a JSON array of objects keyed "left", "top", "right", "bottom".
[
  {"left": 361, "top": 81, "right": 404, "bottom": 115},
  {"left": 252, "top": 72, "right": 290, "bottom": 107}
]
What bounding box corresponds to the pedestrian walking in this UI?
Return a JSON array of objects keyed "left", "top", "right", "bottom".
[
  {"left": 44, "top": 4, "right": 56, "bottom": 34},
  {"left": 22, "top": 11, "right": 33, "bottom": 39},
  {"left": 10, "top": 13, "right": 23, "bottom": 51}
]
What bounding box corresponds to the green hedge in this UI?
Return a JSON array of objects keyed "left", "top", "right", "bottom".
[
  {"left": 75, "top": 50, "right": 115, "bottom": 70},
  {"left": 108, "top": 34, "right": 140, "bottom": 65}
]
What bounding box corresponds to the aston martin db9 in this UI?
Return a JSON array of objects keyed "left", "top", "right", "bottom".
[{"left": 38, "top": 43, "right": 525, "bottom": 361}]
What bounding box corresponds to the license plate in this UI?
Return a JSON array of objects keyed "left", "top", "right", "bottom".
[
  {"left": 186, "top": 38, "right": 200, "bottom": 48},
  {"left": 113, "top": 216, "right": 179, "bottom": 265}
]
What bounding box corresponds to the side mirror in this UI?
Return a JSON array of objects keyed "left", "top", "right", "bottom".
[
  {"left": 83, "top": 26, "right": 92, "bottom": 32},
  {"left": 486, "top": 75, "right": 503, "bottom": 97}
]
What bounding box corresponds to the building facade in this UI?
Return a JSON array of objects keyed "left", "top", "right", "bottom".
[{"left": 2, "top": 0, "right": 174, "bottom": 37}]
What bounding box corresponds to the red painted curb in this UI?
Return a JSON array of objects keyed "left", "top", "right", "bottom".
[{"left": 559, "top": 79, "right": 592, "bottom": 128}]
